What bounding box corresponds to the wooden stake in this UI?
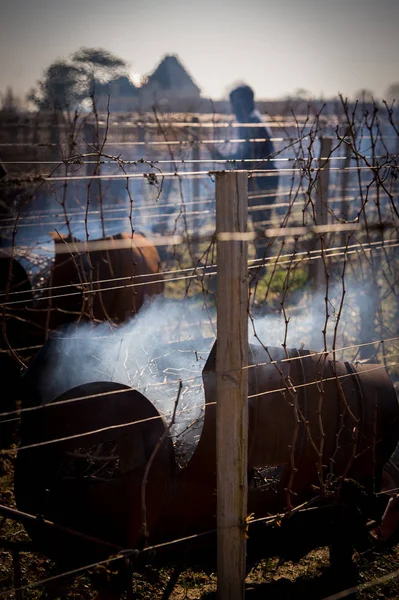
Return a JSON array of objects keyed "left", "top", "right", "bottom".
[
  {"left": 84, "top": 122, "right": 97, "bottom": 178},
  {"left": 192, "top": 117, "right": 200, "bottom": 201},
  {"left": 191, "top": 117, "right": 201, "bottom": 254},
  {"left": 311, "top": 137, "right": 332, "bottom": 350},
  {"left": 215, "top": 171, "right": 249, "bottom": 600},
  {"left": 51, "top": 110, "right": 60, "bottom": 164}
]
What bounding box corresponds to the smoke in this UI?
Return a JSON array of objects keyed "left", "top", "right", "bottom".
[
  {"left": 35, "top": 295, "right": 216, "bottom": 463},
  {"left": 31, "top": 273, "right": 384, "bottom": 465},
  {"left": 250, "top": 277, "right": 382, "bottom": 359}
]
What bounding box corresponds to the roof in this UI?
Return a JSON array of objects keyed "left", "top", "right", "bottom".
[{"left": 145, "top": 55, "right": 201, "bottom": 95}]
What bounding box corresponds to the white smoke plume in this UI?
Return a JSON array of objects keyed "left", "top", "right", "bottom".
[{"left": 34, "top": 275, "right": 386, "bottom": 464}]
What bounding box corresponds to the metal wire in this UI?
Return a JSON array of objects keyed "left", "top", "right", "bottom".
[
  {"left": 1, "top": 238, "right": 397, "bottom": 306},
  {"left": 2, "top": 154, "right": 396, "bottom": 166},
  {"left": 1, "top": 343, "right": 397, "bottom": 425}
]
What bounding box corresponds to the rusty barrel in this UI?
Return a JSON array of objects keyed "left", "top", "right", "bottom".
[
  {"left": 14, "top": 339, "right": 399, "bottom": 566},
  {"left": 14, "top": 380, "right": 175, "bottom": 566},
  {"left": 0, "top": 252, "right": 41, "bottom": 447},
  {"left": 193, "top": 343, "right": 399, "bottom": 502}
]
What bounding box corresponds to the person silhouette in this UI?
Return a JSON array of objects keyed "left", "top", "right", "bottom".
[{"left": 210, "top": 85, "right": 280, "bottom": 259}]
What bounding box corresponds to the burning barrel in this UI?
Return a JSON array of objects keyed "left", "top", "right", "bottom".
[
  {"left": 14, "top": 337, "right": 399, "bottom": 569},
  {"left": 14, "top": 381, "right": 174, "bottom": 565}
]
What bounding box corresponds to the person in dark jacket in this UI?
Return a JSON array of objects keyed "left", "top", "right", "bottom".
[{"left": 210, "top": 85, "right": 280, "bottom": 259}]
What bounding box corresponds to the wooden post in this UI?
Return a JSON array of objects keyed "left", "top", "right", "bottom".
[
  {"left": 359, "top": 138, "right": 381, "bottom": 361},
  {"left": 84, "top": 122, "right": 97, "bottom": 177},
  {"left": 192, "top": 117, "right": 200, "bottom": 201},
  {"left": 191, "top": 117, "right": 201, "bottom": 253},
  {"left": 138, "top": 122, "right": 146, "bottom": 150},
  {"left": 315, "top": 137, "right": 332, "bottom": 227},
  {"left": 311, "top": 137, "right": 332, "bottom": 350},
  {"left": 83, "top": 122, "right": 100, "bottom": 210},
  {"left": 32, "top": 114, "right": 40, "bottom": 177},
  {"left": 340, "top": 143, "right": 351, "bottom": 224},
  {"left": 51, "top": 110, "right": 60, "bottom": 163},
  {"left": 46, "top": 111, "right": 61, "bottom": 215},
  {"left": 216, "top": 171, "right": 249, "bottom": 600}
]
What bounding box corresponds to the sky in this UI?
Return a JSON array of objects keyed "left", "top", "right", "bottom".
[{"left": 1, "top": 0, "right": 398, "bottom": 102}]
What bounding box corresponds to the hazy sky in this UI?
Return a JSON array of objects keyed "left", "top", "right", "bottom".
[{"left": 1, "top": 0, "right": 398, "bottom": 102}]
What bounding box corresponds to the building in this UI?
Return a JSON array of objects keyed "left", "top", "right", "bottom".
[
  {"left": 94, "top": 76, "right": 139, "bottom": 111},
  {"left": 139, "top": 54, "right": 201, "bottom": 110}
]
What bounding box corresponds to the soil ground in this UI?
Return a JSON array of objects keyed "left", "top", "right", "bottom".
[{"left": 2, "top": 452, "right": 399, "bottom": 600}]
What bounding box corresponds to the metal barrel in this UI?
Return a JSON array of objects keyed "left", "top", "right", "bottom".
[
  {"left": 15, "top": 381, "right": 174, "bottom": 565},
  {"left": 14, "top": 339, "right": 399, "bottom": 564}
]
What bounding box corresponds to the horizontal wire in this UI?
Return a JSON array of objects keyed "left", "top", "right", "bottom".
[
  {"left": 2, "top": 491, "right": 398, "bottom": 599},
  {"left": 243, "top": 337, "right": 399, "bottom": 373},
  {"left": 2, "top": 260, "right": 202, "bottom": 298},
  {"left": 39, "top": 164, "right": 396, "bottom": 181},
  {"left": 4, "top": 245, "right": 397, "bottom": 319},
  {"left": 2, "top": 154, "right": 395, "bottom": 166},
  {"left": 0, "top": 271, "right": 193, "bottom": 306},
  {"left": 5, "top": 163, "right": 392, "bottom": 184},
  {"left": 0, "top": 491, "right": 287, "bottom": 598},
  {"left": 2, "top": 330, "right": 398, "bottom": 369},
  {"left": 1, "top": 132, "right": 397, "bottom": 149},
  {"left": 0, "top": 396, "right": 204, "bottom": 449},
  {"left": 0, "top": 136, "right": 288, "bottom": 147},
  {"left": 5, "top": 486, "right": 391, "bottom": 599},
  {"left": 0, "top": 375, "right": 206, "bottom": 427},
  {"left": 0, "top": 188, "right": 284, "bottom": 220},
  {"left": 0, "top": 204, "right": 391, "bottom": 236},
  {"left": 1, "top": 301, "right": 396, "bottom": 366},
  {"left": 18, "top": 237, "right": 399, "bottom": 318},
  {"left": 248, "top": 359, "right": 398, "bottom": 400},
  {"left": 0, "top": 196, "right": 293, "bottom": 229},
  {"left": 0, "top": 120, "right": 348, "bottom": 129},
  {"left": 1, "top": 237, "right": 397, "bottom": 306},
  {"left": 2, "top": 170, "right": 295, "bottom": 184},
  {"left": 0, "top": 188, "right": 390, "bottom": 230},
  {"left": 0, "top": 196, "right": 269, "bottom": 229},
  {"left": 1, "top": 342, "right": 397, "bottom": 425},
  {"left": 322, "top": 567, "right": 399, "bottom": 600},
  {"left": 94, "top": 121, "right": 398, "bottom": 129},
  {"left": 0, "top": 136, "right": 302, "bottom": 149},
  {"left": 1, "top": 333, "right": 397, "bottom": 419},
  {"left": 0, "top": 200, "right": 377, "bottom": 233},
  {"left": 249, "top": 237, "right": 399, "bottom": 266},
  {"left": 1, "top": 237, "right": 397, "bottom": 305},
  {"left": 0, "top": 519, "right": 222, "bottom": 598},
  {"left": 0, "top": 541, "right": 138, "bottom": 598},
  {"left": 1, "top": 358, "right": 397, "bottom": 454},
  {"left": 249, "top": 241, "right": 399, "bottom": 273},
  {"left": 97, "top": 120, "right": 338, "bottom": 127},
  {"left": 0, "top": 339, "right": 397, "bottom": 434}
]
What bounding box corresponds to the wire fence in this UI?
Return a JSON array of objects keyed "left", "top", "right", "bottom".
[{"left": 0, "top": 97, "right": 399, "bottom": 599}]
